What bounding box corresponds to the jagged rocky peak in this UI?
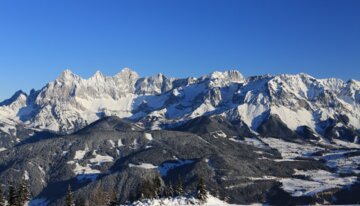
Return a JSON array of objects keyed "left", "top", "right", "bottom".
[
  {"left": 206, "top": 70, "right": 244, "bottom": 82},
  {"left": 341, "top": 79, "right": 360, "bottom": 102},
  {"left": 90, "top": 70, "right": 105, "bottom": 80},
  {"left": 114, "top": 67, "right": 139, "bottom": 80},
  {"left": 56, "top": 69, "right": 80, "bottom": 83},
  {"left": 346, "top": 79, "right": 360, "bottom": 91},
  {"left": 0, "top": 90, "right": 27, "bottom": 106}
]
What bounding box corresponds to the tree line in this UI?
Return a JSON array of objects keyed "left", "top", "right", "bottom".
[
  {"left": 130, "top": 175, "right": 207, "bottom": 203},
  {"left": 65, "top": 175, "right": 208, "bottom": 206},
  {"left": 0, "top": 178, "right": 31, "bottom": 206}
]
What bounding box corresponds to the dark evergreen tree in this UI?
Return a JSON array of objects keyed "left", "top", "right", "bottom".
[
  {"left": 17, "top": 178, "right": 31, "bottom": 206},
  {"left": 153, "top": 176, "right": 162, "bottom": 198},
  {"left": 0, "top": 186, "right": 5, "bottom": 206},
  {"left": 174, "top": 178, "right": 184, "bottom": 196},
  {"left": 104, "top": 192, "right": 111, "bottom": 206},
  {"left": 75, "top": 197, "right": 86, "bottom": 206},
  {"left": 65, "top": 185, "right": 75, "bottom": 206},
  {"left": 140, "top": 180, "right": 155, "bottom": 199},
  {"left": 7, "top": 182, "right": 17, "bottom": 206},
  {"left": 107, "top": 190, "right": 118, "bottom": 206},
  {"left": 128, "top": 191, "right": 137, "bottom": 203},
  {"left": 196, "top": 176, "right": 207, "bottom": 202},
  {"left": 90, "top": 186, "right": 107, "bottom": 205},
  {"left": 164, "top": 182, "right": 174, "bottom": 197}
]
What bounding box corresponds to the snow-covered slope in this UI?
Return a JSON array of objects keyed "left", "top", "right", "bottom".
[
  {"left": 0, "top": 69, "right": 359, "bottom": 142},
  {"left": 126, "top": 194, "right": 242, "bottom": 206}
]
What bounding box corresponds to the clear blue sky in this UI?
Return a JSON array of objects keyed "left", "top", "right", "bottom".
[{"left": 0, "top": 0, "right": 359, "bottom": 101}]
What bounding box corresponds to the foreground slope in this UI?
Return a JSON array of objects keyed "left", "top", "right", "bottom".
[{"left": 0, "top": 116, "right": 359, "bottom": 205}]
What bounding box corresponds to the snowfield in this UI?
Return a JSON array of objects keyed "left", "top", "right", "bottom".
[
  {"left": 260, "top": 137, "right": 322, "bottom": 160},
  {"left": 124, "top": 194, "right": 249, "bottom": 206},
  {"left": 281, "top": 169, "right": 358, "bottom": 197},
  {"left": 129, "top": 163, "right": 158, "bottom": 169}
]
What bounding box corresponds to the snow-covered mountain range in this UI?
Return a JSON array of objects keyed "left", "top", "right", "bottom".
[
  {"left": 1, "top": 69, "right": 360, "bottom": 205},
  {"left": 0, "top": 68, "right": 359, "bottom": 142}
]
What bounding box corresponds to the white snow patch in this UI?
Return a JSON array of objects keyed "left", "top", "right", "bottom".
[
  {"left": 190, "top": 101, "right": 216, "bottom": 118},
  {"left": 144, "top": 133, "right": 153, "bottom": 141},
  {"left": 74, "top": 146, "right": 89, "bottom": 160},
  {"left": 333, "top": 139, "right": 360, "bottom": 149},
  {"left": 118, "top": 139, "right": 124, "bottom": 147},
  {"left": 210, "top": 130, "right": 227, "bottom": 138},
  {"left": 248, "top": 176, "right": 278, "bottom": 181},
  {"left": 235, "top": 103, "right": 268, "bottom": 130},
  {"left": 24, "top": 170, "right": 29, "bottom": 180},
  {"left": 270, "top": 106, "right": 315, "bottom": 131},
  {"left": 0, "top": 147, "right": 7, "bottom": 152},
  {"left": 172, "top": 88, "right": 182, "bottom": 97},
  {"left": 38, "top": 166, "right": 45, "bottom": 175},
  {"left": 129, "top": 163, "right": 158, "bottom": 169}
]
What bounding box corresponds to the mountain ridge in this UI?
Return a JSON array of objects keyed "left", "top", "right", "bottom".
[{"left": 0, "top": 68, "right": 359, "bottom": 144}]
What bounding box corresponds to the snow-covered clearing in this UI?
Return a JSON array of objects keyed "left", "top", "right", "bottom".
[
  {"left": 281, "top": 169, "right": 357, "bottom": 197},
  {"left": 248, "top": 169, "right": 358, "bottom": 197},
  {"left": 321, "top": 150, "right": 360, "bottom": 174},
  {"left": 129, "top": 163, "right": 158, "bottom": 169},
  {"left": 68, "top": 162, "right": 101, "bottom": 181},
  {"left": 230, "top": 137, "right": 268, "bottom": 149},
  {"left": 126, "top": 193, "right": 248, "bottom": 206},
  {"left": 260, "top": 137, "right": 322, "bottom": 160},
  {"left": 89, "top": 151, "right": 114, "bottom": 165},
  {"left": 68, "top": 149, "right": 114, "bottom": 181},
  {"left": 250, "top": 137, "right": 360, "bottom": 197}
]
